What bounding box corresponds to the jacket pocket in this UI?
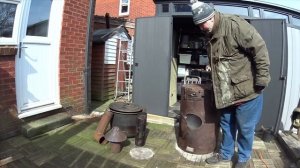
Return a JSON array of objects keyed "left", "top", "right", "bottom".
[{"left": 231, "top": 75, "right": 250, "bottom": 99}]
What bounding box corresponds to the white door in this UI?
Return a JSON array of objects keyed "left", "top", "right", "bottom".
[{"left": 16, "top": 0, "right": 63, "bottom": 118}]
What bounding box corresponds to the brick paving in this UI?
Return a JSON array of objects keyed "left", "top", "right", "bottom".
[{"left": 0, "top": 118, "right": 295, "bottom": 168}]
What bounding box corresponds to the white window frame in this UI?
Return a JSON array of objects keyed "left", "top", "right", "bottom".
[
  {"left": 0, "top": 0, "right": 22, "bottom": 45},
  {"left": 119, "top": 0, "right": 130, "bottom": 16}
]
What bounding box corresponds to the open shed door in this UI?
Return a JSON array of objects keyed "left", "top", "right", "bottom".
[
  {"left": 249, "top": 19, "right": 287, "bottom": 132},
  {"left": 133, "top": 17, "right": 173, "bottom": 116}
]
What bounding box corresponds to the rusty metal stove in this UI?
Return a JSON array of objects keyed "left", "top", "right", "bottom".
[
  {"left": 109, "top": 102, "right": 143, "bottom": 138},
  {"left": 177, "top": 83, "right": 219, "bottom": 154}
]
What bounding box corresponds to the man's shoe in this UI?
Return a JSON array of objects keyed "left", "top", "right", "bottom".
[
  {"left": 235, "top": 161, "right": 249, "bottom": 168},
  {"left": 205, "top": 153, "right": 231, "bottom": 164}
]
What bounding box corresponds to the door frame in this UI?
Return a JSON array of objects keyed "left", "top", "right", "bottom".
[{"left": 16, "top": 0, "right": 64, "bottom": 118}]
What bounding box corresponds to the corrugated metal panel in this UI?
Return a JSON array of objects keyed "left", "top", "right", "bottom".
[
  {"left": 249, "top": 19, "right": 287, "bottom": 132},
  {"left": 281, "top": 27, "right": 300, "bottom": 130},
  {"left": 133, "top": 16, "right": 173, "bottom": 116}
]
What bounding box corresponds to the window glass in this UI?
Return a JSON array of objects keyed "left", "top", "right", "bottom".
[
  {"left": 253, "top": 8, "right": 260, "bottom": 18},
  {"left": 26, "top": 0, "right": 52, "bottom": 37},
  {"left": 162, "top": 4, "right": 169, "bottom": 13},
  {"left": 214, "top": 5, "right": 248, "bottom": 16},
  {"left": 0, "top": 2, "right": 17, "bottom": 38},
  {"left": 292, "top": 17, "right": 300, "bottom": 27},
  {"left": 174, "top": 4, "right": 191, "bottom": 12},
  {"left": 214, "top": 5, "right": 249, "bottom": 16},
  {"left": 120, "top": 0, "right": 130, "bottom": 15},
  {"left": 121, "top": 5, "right": 128, "bottom": 13},
  {"left": 264, "top": 10, "right": 288, "bottom": 22}
]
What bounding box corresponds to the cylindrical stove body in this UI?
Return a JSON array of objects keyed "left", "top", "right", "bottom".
[
  {"left": 109, "top": 102, "right": 143, "bottom": 138},
  {"left": 178, "top": 83, "right": 219, "bottom": 154}
]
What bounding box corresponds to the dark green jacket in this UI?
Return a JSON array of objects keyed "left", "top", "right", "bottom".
[{"left": 207, "top": 12, "right": 271, "bottom": 109}]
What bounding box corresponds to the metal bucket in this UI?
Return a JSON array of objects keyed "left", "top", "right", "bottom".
[{"left": 178, "top": 83, "right": 219, "bottom": 154}]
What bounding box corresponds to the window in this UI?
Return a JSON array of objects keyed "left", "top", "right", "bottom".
[
  {"left": 253, "top": 8, "right": 260, "bottom": 18},
  {"left": 214, "top": 5, "right": 249, "bottom": 16},
  {"left": 263, "top": 10, "right": 288, "bottom": 22},
  {"left": 26, "top": 0, "right": 52, "bottom": 37},
  {"left": 292, "top": 17, "right": 300, "bottom": 27},
  {"left": 119, "top": 0, "right": 130, "bottom": 16},
  {"left": 162, "top": 4, "right": 169, "bottom": 13},
  {"left": 174, "top": 4, "right": 191, "bottom": 12},
  {"left": 0, "top": 0, "right": 21, "bottom": 45}
]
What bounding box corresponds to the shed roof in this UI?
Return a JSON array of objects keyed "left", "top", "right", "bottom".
[{"left": 93, "top": 25, "right": 131, "bottom": 43}]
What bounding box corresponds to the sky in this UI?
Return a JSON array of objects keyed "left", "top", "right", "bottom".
[{"left": 247, "top": 0, "right": 300, "bottom": 11}]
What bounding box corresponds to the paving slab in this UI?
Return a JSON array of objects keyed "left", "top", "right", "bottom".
[{"left": 0, "top": 119, "right": 296, "bottom": 168}]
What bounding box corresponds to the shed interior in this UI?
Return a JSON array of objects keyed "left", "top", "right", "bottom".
[{"left": 169, "top": 17, "right": 211, "bottom": 106}]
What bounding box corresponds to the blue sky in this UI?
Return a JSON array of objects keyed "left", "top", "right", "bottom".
[{"left": 250, "top": 0, "right": 300, "bottom": 11}]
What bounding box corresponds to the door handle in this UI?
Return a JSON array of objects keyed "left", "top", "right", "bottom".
[
  {"left": 18, "top": 42, "right": 28, "bottom": 58},
  {"left": 280, "top": 76, "right": 286, "bottom": 80}
]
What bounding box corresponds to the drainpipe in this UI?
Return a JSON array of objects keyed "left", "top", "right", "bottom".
[
  {"left": 84, "top": 0, "right": 95, "bottom": 114},
  {"left": 105, "top": 13, "right": 110, "bottom": 29}
]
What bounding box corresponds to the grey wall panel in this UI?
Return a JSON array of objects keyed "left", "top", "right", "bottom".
[
  {"left": 281, "top": 27, "right": 300, "bottom": 130},
  {"left": 249, "top": 19, "right": 287, "bottom": 132},
  {"left": 133, "top": 17, "right": 173, "bottom": 116}
]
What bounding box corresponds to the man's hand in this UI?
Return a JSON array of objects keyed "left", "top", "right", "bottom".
[{"left": 254, "top": 85, "right": 265, "bottom": 93}]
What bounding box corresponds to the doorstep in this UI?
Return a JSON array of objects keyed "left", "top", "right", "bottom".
[
  {"left": 21, "top": 112, "right": 73, "bottom": 138},
  {"left": 277, "top": 131, "right": 300, "bottom": 167}
]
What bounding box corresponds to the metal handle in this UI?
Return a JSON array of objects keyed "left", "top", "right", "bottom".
[
  {"left": 279, "top": 21, "right": 287, "bottom": 80},
  {"left": 18, "top": 42, "right": 28, "bottom": 58}
]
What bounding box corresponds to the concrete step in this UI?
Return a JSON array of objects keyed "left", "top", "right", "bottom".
[
  {"left": 277, "top": 131, "right": 300, "bottom": 167},
  {"left": 22, "top": 113, "right": 73, "bottom": 138}
]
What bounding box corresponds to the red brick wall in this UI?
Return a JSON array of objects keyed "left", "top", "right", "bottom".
[
  {"left": 0, "top": 54, "right": 20, "bottom": 139},
  {"left": 59, "top": 0, "right": 93, "bottom": 114},
  {"left": 128, "top": 0, "right": 156, "bottom": 19},
  {"left": 0, "top": 0, "right": 94, "bottom": 140},
  {"left": 95, "top": 0, "right": 155, "bottom": 22}
]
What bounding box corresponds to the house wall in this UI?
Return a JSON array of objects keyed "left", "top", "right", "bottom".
[
  {"left": 94, "top": 0, "right": 155, "bottom": 36},
  {"left": 59, "top": 0, "right": 93, "bottom": 114},
  {"left": 95, "top": 0, "right": 155, "bottom": 20},
  {"left": 0, "top": 47, "right": 20, "bottom": 139}
]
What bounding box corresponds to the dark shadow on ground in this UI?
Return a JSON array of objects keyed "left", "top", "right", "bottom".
[{"left": 2, "top": 119, "right": 136, "bottom": 168}]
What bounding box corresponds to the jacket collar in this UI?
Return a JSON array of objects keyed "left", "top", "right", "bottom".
[{"left": 211, "top": 12, "right": 224, "bottom": 39}]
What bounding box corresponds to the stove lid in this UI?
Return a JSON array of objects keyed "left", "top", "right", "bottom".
[{"left": 109, "top": 102, "right": 143, "bottom": 113}]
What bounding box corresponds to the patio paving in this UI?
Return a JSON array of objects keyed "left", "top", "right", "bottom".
[{"left": 0, "top": 117, "right": 296, "bottom": 168}]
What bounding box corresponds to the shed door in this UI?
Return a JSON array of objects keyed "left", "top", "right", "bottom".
[
  {"left": 133, "top": 17, "right": 173, "bottom": 116},
  {"left": 16, "top": 0, "right": 63, "bottom": 118},
  {"left": 249, "top": 19, "right": 287, "bottom": 132}
]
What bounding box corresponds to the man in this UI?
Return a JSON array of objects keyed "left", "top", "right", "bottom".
[{"left": 190, "top": 0, "right": 271, "bottom": 168}]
